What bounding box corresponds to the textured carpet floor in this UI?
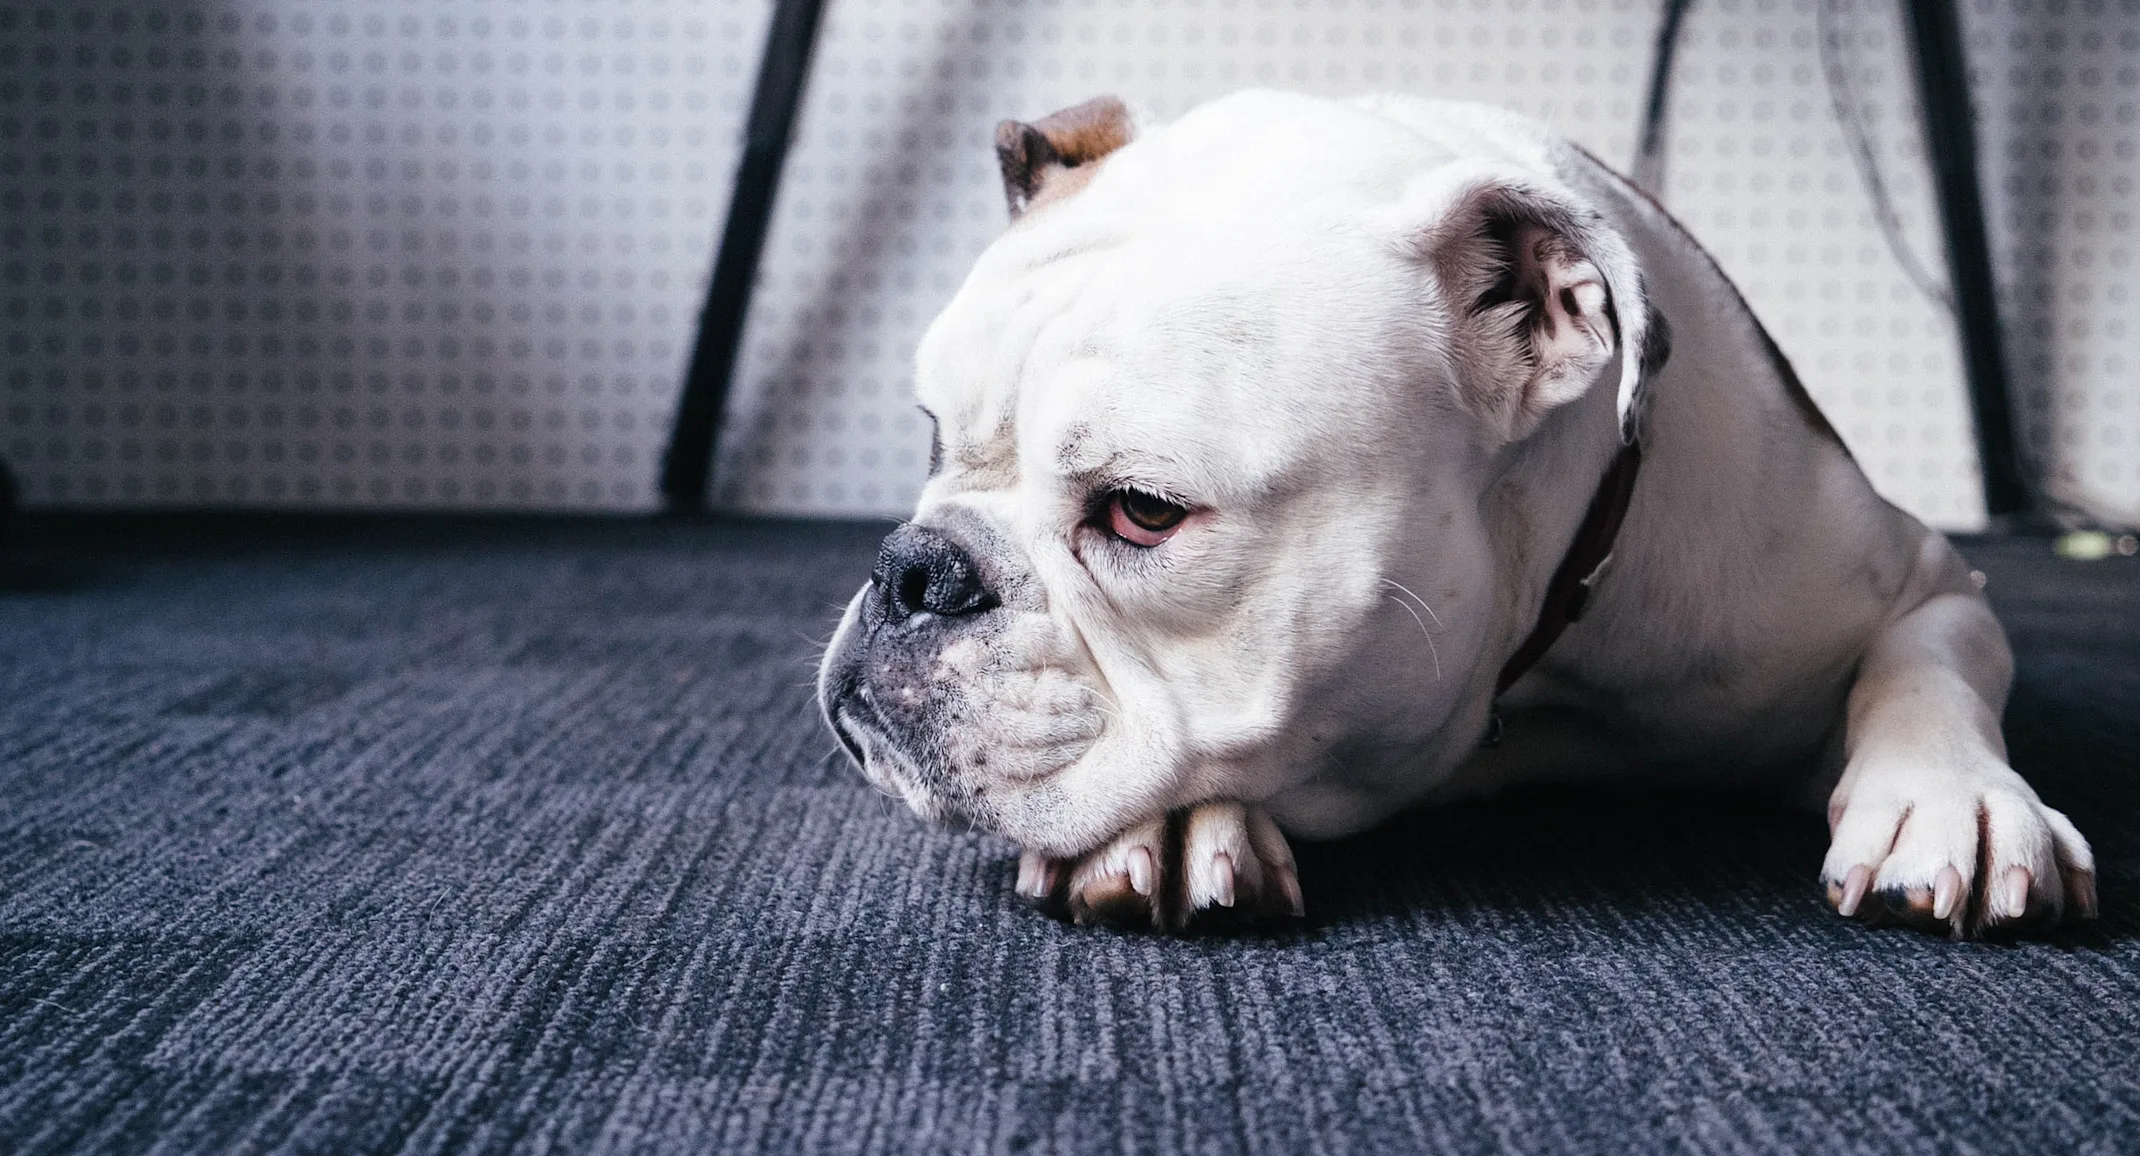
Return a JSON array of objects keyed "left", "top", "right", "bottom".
[{"left": 1, "top": 515, "right": 2135, "bottom": 1156}]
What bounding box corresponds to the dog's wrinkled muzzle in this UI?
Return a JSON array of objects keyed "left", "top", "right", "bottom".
[{"left": 820, "top": 521, "right": 1008, "bottom": 824}]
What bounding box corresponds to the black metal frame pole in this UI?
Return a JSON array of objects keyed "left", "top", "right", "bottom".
[
  {"left": 1901, "top": 0, "right": 2034, "bottom": 522},
  {"left": 1630, "top": 0, "right": 1694, "bottom": 194},
  {"left": 660, "top": 0, "right": 828, "bottom": 514}
]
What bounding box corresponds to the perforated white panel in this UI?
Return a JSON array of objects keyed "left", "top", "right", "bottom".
[
  {"left": 4, "top": 1, "right": 2134, "bottom": 528},
  {"left": 1970, "top": 1, "right": 2140, "bottom": 525},
  {"left": 1, "top": 0, "right": 770, "bottom": 508},
  {"left": 1658, "top": 1, "right": 1986, "bottom": 527}
]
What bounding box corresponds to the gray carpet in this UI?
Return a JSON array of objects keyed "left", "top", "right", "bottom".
[{"left": 1, "top": 514, "right": 2136, "bottom": 1155}]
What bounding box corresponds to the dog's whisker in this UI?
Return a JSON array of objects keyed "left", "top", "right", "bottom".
[
  {"left": 1080, "top": 684, "right": 1127, "bottom": 724},
  {"left": 1385, "top": 593, "right": 1444, "bottom": 681},
  {"left": 1381, "top": 577, "right": 1445, "bottom": 629}
]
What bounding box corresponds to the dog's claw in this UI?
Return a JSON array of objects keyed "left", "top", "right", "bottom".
[
  {"left": 1996, "top": 865, "right": 2031, "bottom": 921},
  {"left": 1024, "top": 801, "right": 1299, "bottom": 933},
  {"left": 1278, "top": 869, "right": 1305, "bottom": 918},
  {"left": 2070, "top": 869, "right": 2099, "bottom": 922},
  {"left": 1836, "top": 864, "right": 1872, "bottom": 918},
  {"left": 1931, "top": 865, "right": 1963, "bottom": 922},
  {"left": 1127, "top": 845, "right": 1156, "bottom": 897},
  {"left": 1015, "top": 851, "right": 1047, "bottom": 900}
]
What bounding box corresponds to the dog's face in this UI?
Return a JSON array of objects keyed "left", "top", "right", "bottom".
[{"left": 819, "top": 91, "right": 1650, "bottom": 856}]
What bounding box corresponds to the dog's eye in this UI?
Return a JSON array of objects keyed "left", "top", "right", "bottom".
[{"left": 1105, "top": 489, "right": 1188, "bottom": 547}]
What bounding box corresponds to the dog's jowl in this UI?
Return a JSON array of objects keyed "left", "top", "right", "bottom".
[{"left": 818, "top": 90, "right": 2094, "bottom": 938}]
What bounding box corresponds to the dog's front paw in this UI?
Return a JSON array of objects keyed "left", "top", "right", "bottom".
[
  {"left": 1822, "top": 762, "right": 2097, "bottom": 938},
  {"left": 1015, "top": 801, "right": 1303, "bottom": 932}
]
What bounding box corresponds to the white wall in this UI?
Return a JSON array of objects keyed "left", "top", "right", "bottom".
[
  {"left": 3, "top": 0, "right": 2134, "bottom": 529},
  {"left": 1970, "top": 0, "right": 2140, "bottom": 524},
  {"left": 2, "top": 0, "right": 770, "bottom": 508}
]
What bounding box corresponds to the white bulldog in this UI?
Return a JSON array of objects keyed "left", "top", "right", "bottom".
[{"left": 817, "top": 90, "right": 2095, "bottom": 938}]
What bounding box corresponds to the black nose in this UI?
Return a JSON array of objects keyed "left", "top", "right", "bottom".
[{"left": 871, "top": 523, "right": 998, "bottom": 620}]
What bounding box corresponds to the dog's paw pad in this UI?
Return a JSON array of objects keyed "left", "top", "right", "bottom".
[
  {"left": 1070, "top": 832, "right": 1165, "bottom": 928},
  {"left": 1024, "top": 817, "right": 1166, "bottom": 930},
  {"left": 1822, "top": 778, "right": 2096, "bottom": 938},
  {"left": 1019, "top": 802, "right": 1300, "bottom": 933}
]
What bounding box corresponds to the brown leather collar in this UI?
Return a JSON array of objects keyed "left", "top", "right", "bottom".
[{"left": 1494, "top": 440, "right": 1644, "bottom": 695}]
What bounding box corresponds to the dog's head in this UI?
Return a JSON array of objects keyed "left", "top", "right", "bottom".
[{"left": 819, "top": 91, "right": 1653, "bottom": 856}]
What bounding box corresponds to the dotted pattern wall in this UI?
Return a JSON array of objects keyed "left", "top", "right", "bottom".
[
  {"left": 1970, "top": 0, "right": 2140, "bottom": 525},
  {"left": 2, "top": 2, "right": 2133, "bottom": 527},
  {"left": 1656, "top": 0, "right": 1984, "bottom": 526},
  {"left": 0, "top": 1, "right": 769, "bottom": 509}
]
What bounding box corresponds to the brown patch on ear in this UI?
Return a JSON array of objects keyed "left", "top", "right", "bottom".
[{"left": 994, "top": 95, "right": 1134, "bottom": 218}]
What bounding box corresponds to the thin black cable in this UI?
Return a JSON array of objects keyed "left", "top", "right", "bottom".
[{"left": 1818, "top": 0, "right": 1955, "bottom": 314}]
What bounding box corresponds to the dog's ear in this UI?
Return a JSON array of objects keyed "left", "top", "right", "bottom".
[
  {"left": 1407, "top": 170, "right": 1655, "bottom": 444},
  {"left": 994, "top": 96, "right": 1135, "bottom": 219}
]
